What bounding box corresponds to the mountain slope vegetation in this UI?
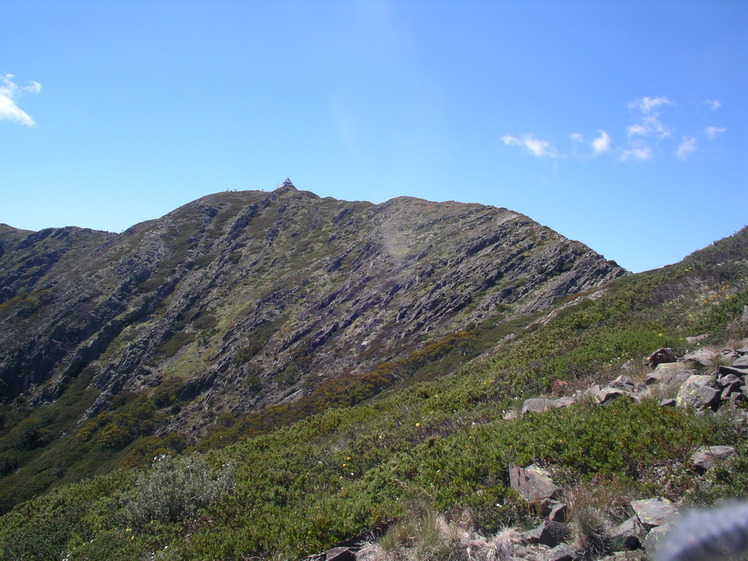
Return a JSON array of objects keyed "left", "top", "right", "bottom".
[{"left": 0, "top": 184, "right": 625, "bottom": 510}]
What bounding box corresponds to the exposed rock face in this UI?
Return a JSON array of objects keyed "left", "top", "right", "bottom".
[{"left": 0, "top": 186, "right": 626, "bottom": 436}]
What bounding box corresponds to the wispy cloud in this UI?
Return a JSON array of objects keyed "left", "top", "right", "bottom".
[
  {"left": 501, "top": 134, "right": 557, "bottom": 158},
  {"left": 676, "top": 136, "right": 697, "bottom": 160},
  {"left": 620, "top": 146, "right": 653, "bottom": 162},
  {"left": 705, "top": 126, "right": 726, "bottom": 140},
  {"left": 569, "top": 132, "right": 584, "bottom": 143},
  {"left": 626, "top": 96, "right": 672, "bottom": 139},
  {"left": 591, "top": 130, "right": 611, "bottom": 154},
  {"left": 705, "top": 99, "right": 722, "bottom": 111},
  {"left": 0, "top": 74, "right": 41, "bottom": 126},
  {"left": 628, "top": 96, "right": 671, "bottom": 114}
]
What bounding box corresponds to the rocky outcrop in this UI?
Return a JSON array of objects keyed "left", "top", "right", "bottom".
[{"left": 0, "top": 185, "right": 626, "bottom": 437}]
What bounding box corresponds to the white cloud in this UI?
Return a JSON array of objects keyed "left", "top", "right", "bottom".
[
  {"left": 705, "top": 126, "right": 726, "bottom": 140},
  {"left": 620, "top": 146, "right": 653, "bottom": 162},
  {"left": 501, "top": 134, "right": 557, "bottom": 158},
  {"left": 705, "top": 99, "right": 722, "bottom": 111},
  {"left": 676, "top": 136, "right": 697, "bottom": 160},
  {"left": 0, "top": 74, "right": 41, "bottom": 126},
  {"left": 591, "top": 130, "right": 611, "bottom": 154},
  {"left": 569, "top": 132, "right": 584, "bottom": 143},
  {"left": 628, "top": 96, "right": 671, "bottom": 114},
  {"left": 626, "top": 115, "right": 671, "bottom": 139},
  {"left": 626, "top": 96, "right": 672, "bottom": 140}
]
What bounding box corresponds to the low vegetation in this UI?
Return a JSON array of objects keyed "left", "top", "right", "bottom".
[{"left": 0, "top": 228, "right": 745, "bottom": 560}]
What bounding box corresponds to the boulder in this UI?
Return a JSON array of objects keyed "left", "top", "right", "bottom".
[
  {"left": 523, "top": 520, "right": 570, "bottom": 548},
  {"left": 545, "top": 542, "right": 578, "bottom": 561},
  {"left": 721, "top": 383, "right": 741, "bottom": 401},
  {"left": 690, "top": 445, "right": 736, "bottom": 473},
  {"left": 718, "top": 373, "right": 742, "bottom": 387},
  {"left": 608, "top": 515, "right": 644, "bottom": 552},
  {"left": 642, "top": 523, "right": 673, "bottom": 558},
  {"left": 676, "top": 375, "right": 719, "bottom": 409},
  {"left": 719, "top": 364, "right": 748, "bottom": 378},
  {"left": 630, "top": 497, "right": 678, "bottom": 530},
  {"left": 685, "top": 334, "right": 709, "bottom": 345},
  {"left": 596, "top": 387, "right": 632, "bottom": 405},
  {"left": 646, "top": 364, "right": 694, "bottom": 385},
  {"left": 552, "top": 396, "right": 576, "bottom": 409},
  {"left": 682, "top": 346, "right": 720, "bottom": 366},
  {"left": 548, "top": 501, "right": 568, "bottom": 522},
  {"left": 509, "top": 464, "right": 561, "bottom": 507},
  {"left": 609, "top": 375, "right": 635, "bottom": 391},
  {"left": 522, "top": 398, "right": 554, "bottom": 415},
  {"left": 734, "top": 355, "right": 748, "bottom": 368},
  {"left": 647, "top": 348, "right": 677, "bottom": 368},
  {"left": 659, "top": 398, "right": 676, "bottom": 407}
]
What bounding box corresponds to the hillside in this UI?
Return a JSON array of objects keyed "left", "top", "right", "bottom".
[
  {"left": 0, "top": 183, "right": 625, "bottom": 510},
  {"left": 0, "top": 186, "right": 745, "bottom": 560}
]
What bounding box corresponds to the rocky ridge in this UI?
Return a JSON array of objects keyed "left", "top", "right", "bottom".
[{"left": 0, "top": 182, "right": 626, "bottom": 437}]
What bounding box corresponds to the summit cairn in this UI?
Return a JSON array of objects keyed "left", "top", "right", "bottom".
[{"left": 280, "top": 177, "right": 295, "bottom": 188}]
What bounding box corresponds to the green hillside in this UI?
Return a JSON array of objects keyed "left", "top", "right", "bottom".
[{"left": 0, "top": 227, "right": 745, "bottom": 560}]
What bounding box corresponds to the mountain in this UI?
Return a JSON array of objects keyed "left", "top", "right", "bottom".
[
  {"left": 0, "top": 183, "right": 623, "bottom": 431},
  {"left": 0, "top": 182, "right": 745, "bottom": 559}
]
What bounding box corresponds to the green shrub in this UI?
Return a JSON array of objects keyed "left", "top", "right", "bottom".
[{"left": 124, "top": 454, "right": 234, "bottom": 528}]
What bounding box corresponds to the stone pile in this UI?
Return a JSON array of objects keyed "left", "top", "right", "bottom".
[
  {"left": 515, "top": 344, "right": 748, "bottom": 416},
  {"left": 306, "top": 343, "right": 747, "bottom": 561}
]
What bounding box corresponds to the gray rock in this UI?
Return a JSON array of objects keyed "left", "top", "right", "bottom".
[
  {"left": 659, "top": 398, "right": 676, "bottom": 407},
  {"left": 522, "top": 398, "right": 554, "bottom": 415},
  {"left": 676, "top": 375, "right": 718, "bottom": 409},
  {"left": 719, "top": 364, "right": 748, "bottom": 378},
  {"left": 608, "top": 515, "right": 644, "bottom": 552},
  {"left": 721, "top": 383, "right": 741, "bottom": 401},
  {"left": 643, "top": 523, "right": 673, "bottom": 558},
  {"left": 682, "top": 346, "right": 720, "bottom": 366},
  {"left": 631, "top": 497, "right": 678, "bottom": 530},
  {"left": 685, "top": 334, "right": 709, "bottom": 345},
  {"left": 544, "top": 542, "right": 578, "bottom": 561},
  {"left": 690, "top": 445, "right": 736, "bottom": 473},
  {"left": 733, "top": 355, "right": 748, "bottom": 368},
  {"left": 633, "top": 382, "right": 648, "bottom": 394},
  {"left": 646, "top": 364, "right": 695, "bottom": 385},
  {"left": 609, "top": 374, "right": 635, "bottom": 391},
  {"left": 596, "top": 387, "right": 632, "bottom": 405},
  {"left": 323, "top": 547, "right": 356, "bottom": 561},
  {"left": 552, "top": 397, "right": 576, "bottom": 409},
  {"left": 523, "top": 520, "right": 570, "bottom": 548},
  {"left": 548, "top": 501, "right": 568, "bottom": 522},
  {"left": 718, "top": 373, "right": 742, "bottom": 387},
  {"left": 509, "top": 464, "right": 561, "bottom": 505}
]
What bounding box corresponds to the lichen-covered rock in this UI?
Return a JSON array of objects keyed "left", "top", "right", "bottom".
[
  {"left": 676, "top": 375, "right": 719, "bottom": 409},
  {"left": 631, "top": 497, "right": 678, "bottom": 530},
  {"left": 690, "top": 445, "right": 736, "bottom": 473},
  {"left": 608, "top": 515, "right": 644, "bottom": 552},
  {"left": 509, "top": 464, "right": 561, "bottom": 505}
]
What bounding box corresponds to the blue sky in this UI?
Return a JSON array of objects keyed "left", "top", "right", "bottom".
[{"left": 1, "top": 1, "right": 745, "bottom": 272}]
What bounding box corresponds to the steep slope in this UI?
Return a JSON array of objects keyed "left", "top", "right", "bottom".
[{"left": 0, "top": 183, "right": 625, "bottom": 436}]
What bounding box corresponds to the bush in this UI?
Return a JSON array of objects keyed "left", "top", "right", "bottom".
[{"left": 124, "top": 454, "right": 234, "bottom": 528}]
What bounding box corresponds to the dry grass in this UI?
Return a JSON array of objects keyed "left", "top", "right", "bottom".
[{"left": 355, "top": 511, "right": 525, "bottom": 561}]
